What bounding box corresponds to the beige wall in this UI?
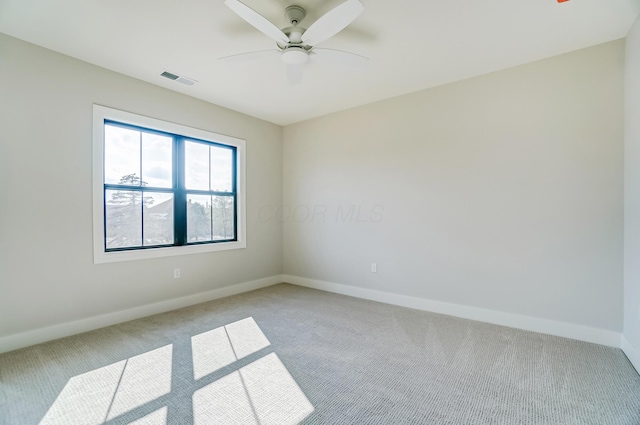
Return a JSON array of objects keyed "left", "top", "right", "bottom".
[
  {"left": 283, "top": 40, "right": 624, "bottom": 332},
  {"left": 0, "top": 33, "right": 283, "bottom": 337},
  {"left": 624, "top": 16, "right": 640, "bottom": 364}
]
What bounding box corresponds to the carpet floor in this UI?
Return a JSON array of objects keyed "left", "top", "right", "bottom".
[{"left": 1, "top": 283, "right": 639, "bottom": 425}]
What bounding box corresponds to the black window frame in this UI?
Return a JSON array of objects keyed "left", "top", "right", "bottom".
[{"left": 102, "top": 119, "right": 238, "bottom": 252}]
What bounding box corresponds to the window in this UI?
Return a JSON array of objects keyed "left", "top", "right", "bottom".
[{"left": 93, "top": 105, "right": 246, "bottom": 263}]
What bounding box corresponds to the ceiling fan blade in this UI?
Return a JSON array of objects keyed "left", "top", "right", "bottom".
[
  {"left": 311, "top": 48, "right": 368, "bottom": 66},
  {"left": 301, "top": 0, "right": 364, "bottom": 46},
  {"left": 224, "top": 0, "right": 289, "bottom": 45},
  {"left": 287, "top": 64, "right": 304, "bottom": 85},
  {"left": 219, "top": 49, "right": 280, "bottom": 63}
]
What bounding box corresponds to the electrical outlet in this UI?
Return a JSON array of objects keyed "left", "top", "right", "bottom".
[
  {"left": 174, "top": 268, "right": 181, "bottom": 279},
  {"left": 371, "top": 263, "right": 377, "bottom": 273}
]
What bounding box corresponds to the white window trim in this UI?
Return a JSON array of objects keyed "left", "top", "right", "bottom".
[{"left": 92, "top": 104, "right": 247, "bottom": 264}]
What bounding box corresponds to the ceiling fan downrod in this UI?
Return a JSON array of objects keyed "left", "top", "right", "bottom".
[{"left": 284, "top": 5, "right": 306, "bottom": 26}]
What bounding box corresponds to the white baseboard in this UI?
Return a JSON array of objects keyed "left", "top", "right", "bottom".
[
  {"left": 283, "top": 275, "right": 621, "bottom": 348},
  {"left": 621, "top": 335, "right": 640, "bottom": 375},
  {"left": 0, "top": 275, "right": 283, "bottom": 354},
  {"left": 2, "top": 274, "right": 624, "bottom": 354}
]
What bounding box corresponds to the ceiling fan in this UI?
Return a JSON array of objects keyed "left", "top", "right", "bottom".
[{"left": 222, "top": 0, "right": 367, "bottom": 85}]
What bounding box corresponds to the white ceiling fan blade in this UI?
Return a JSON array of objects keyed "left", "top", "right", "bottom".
[
  {"left": 301, "top": 0, "right": 364, "bottom": 46},
  {"left": 224, "top": 0, "right": 289, "bottom": 45},
  {"left": 219, "top": 49, "right": 280, "bottom": 63},
  {"left": 287, "top": 64, "right": 304, "bottom": 85},
  {"left": 311, "top": 48, "right": 368, "bottom": 66}
]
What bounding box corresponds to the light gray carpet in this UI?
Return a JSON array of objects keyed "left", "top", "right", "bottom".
[{"left": 1, "top": 283, "right": 639, "bottom": 425}]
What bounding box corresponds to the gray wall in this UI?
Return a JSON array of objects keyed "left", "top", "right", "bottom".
[
  {"left": 0, "top": 32, "right": 628, "bottom": 345},
  {"left": 283, "top": 40, "right": 624, "bottom": 332},
  {"left": 624, "top": 16, "right": 640, "bottom": 360},
  {"left": 0, "top": 33, "right": 283, "bottom": 337}
]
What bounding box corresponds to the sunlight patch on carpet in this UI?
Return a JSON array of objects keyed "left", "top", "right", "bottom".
[
  {"left": 191, "top": 317, "right": 270, "bottom": 380},
  {"left": 39, "top": 345, "right": 172, "bottom": 425},
  {"left": 193, "top": 353, "right": 313, "bottom": 425}
]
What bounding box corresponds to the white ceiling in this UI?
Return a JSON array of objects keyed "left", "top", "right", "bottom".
[{"left": 1, "top": 0, "right": 638, "bottom": 125}]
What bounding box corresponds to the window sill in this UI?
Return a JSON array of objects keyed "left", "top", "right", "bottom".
[{"left": 93, "top": 240, "right": 247, "bottom": 264}]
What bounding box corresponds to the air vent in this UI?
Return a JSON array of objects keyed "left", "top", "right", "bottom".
[
  {"left": 160, "top": 71, "right": 179, "bottom": 80},
  {"left": 160, "top": 70, "right": 197, "bottom": 86}
]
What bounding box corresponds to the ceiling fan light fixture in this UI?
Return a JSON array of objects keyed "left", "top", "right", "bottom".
[{"left": 281, "top": 47, "right": 308, "bottom": 65}]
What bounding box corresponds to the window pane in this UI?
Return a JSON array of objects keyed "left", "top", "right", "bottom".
[
  {"left": 210, "top": 146, "right": 233, "bottom": 192},
  {"left": 185, "top": 141, "right": 209, "bottom": 190},
  {"left": 187, "top": 195, "right": 212, "bottom": 242},
  {"left": 104, "top": 125, "right": 140, "bottom": 185},
  {"left": 141, "top": 133, "right": 173, "bottom": 188},
  {"left": 105, "top": 190, "right": 142, "bottom": 248},
  {"left": 143, "top": 192, "right": 174, "bottom": 245},
  {"left": 212, "top": 196, "right": 235, "bottom": 240}
]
